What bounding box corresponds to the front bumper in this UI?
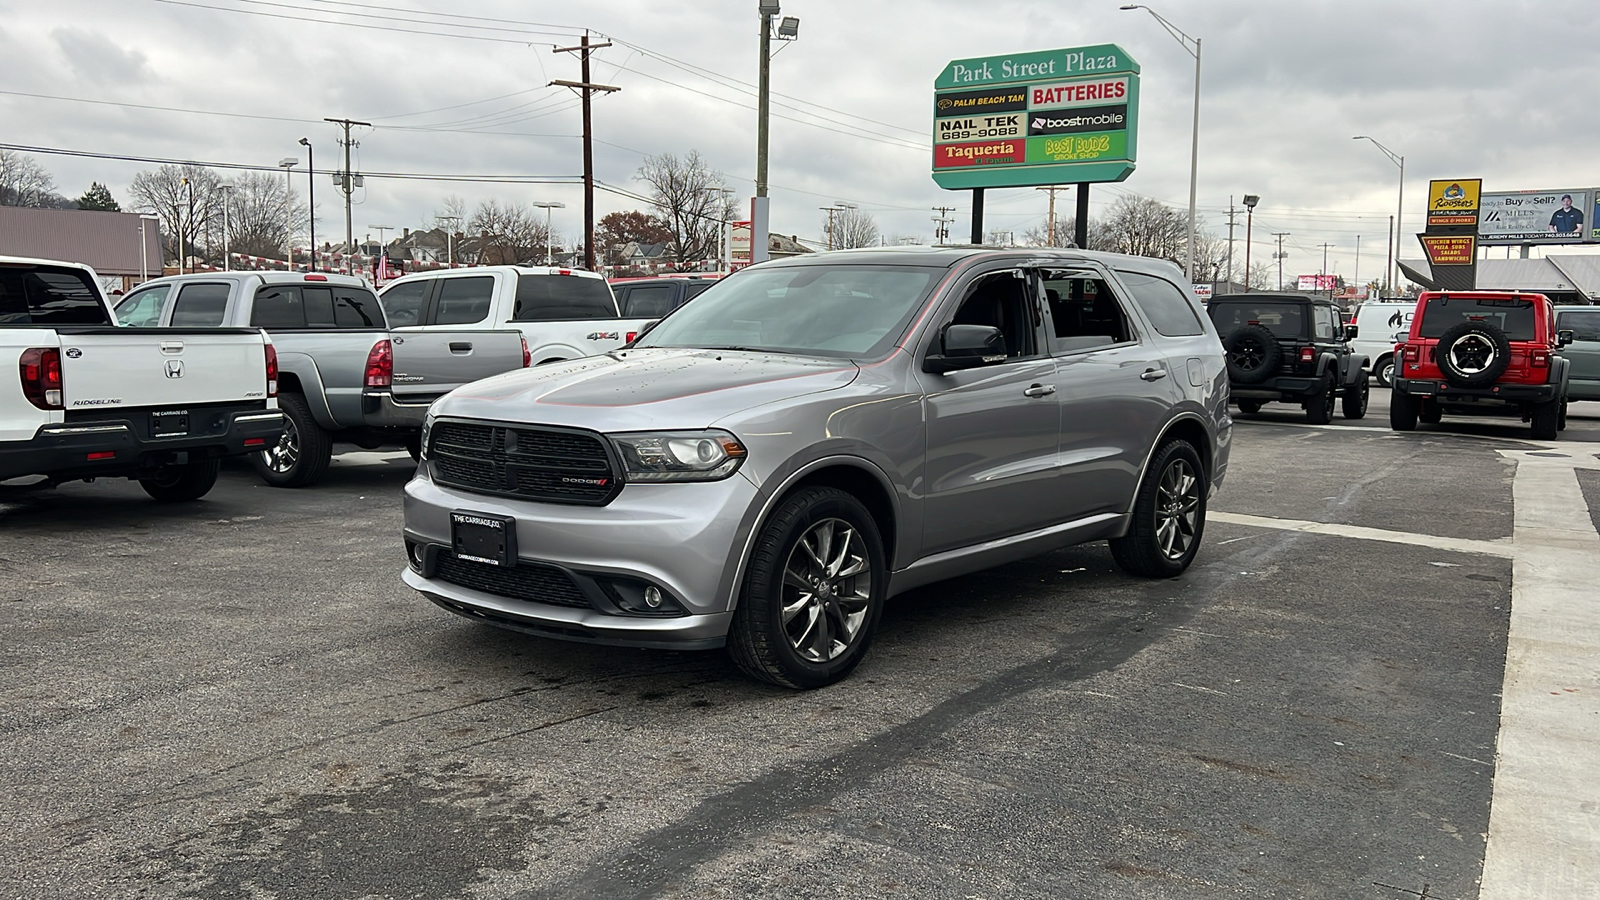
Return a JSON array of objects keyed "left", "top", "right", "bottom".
[
  {"left": 1393, "top": 377, "right": 1560, "bottom": 405},
  {"left": 401, "top": 463, "right": 758, "bottom": 650},
  {"left": 0, "top": 407, "right": 283, "bottom": 482}
]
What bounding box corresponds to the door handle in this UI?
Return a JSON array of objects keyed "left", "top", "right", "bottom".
[
  {"left": 1139, "top": 368, "right": 1168, "bottom": 382},
  {"left": 449, "top": 342, "right": 473, "bottom": 353},
  {"left": 1022, "top": 383, "right": 1056, "bottom": 398}
]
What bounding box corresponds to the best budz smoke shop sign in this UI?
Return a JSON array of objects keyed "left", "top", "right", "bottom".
[{"left": 932, "top": 44, "right": 1140, "bottom": 190}]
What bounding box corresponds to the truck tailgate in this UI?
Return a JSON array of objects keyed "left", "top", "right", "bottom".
[
  {"left": 55, "top": 327, "right": 267, "bottom": 409},
  {"left": 389, "top": 328, "right": 526, "bottom": 398}
]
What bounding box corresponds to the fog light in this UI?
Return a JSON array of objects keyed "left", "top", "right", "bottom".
[{"left": 643, "top": 586, "right": 663, "bottom": 608}]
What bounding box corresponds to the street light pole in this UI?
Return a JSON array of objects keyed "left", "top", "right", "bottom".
[
  {"left": 278, "top": 157, "right": 298, "bottom": 271},
  {"left": 1124, "top": 4, "right": 1201, "bottom": 284},
  {"left": 299, "top": 138, "right": 315, "bottom": 271},
  {"left": 754, "top": 3, "right": 799, "bottom": 265},
  {"left": 531, "top": 201, "right": 565, "bottom": 266},
  {"left": 1242, "top": 194, "right": 1259, "bottom": 292},
  {"left": 219, "top": 183, "right": 233, "bottom": 271},
  {"left": 1353, "top": 135, "right": 1404, "bottom": 295},
  {"left": 435, "top": 216, "right": 459, "bottom": 268}
]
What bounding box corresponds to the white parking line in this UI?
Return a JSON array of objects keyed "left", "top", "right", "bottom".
[
  {"left": 1480, "top": 444, "right": 1600, "bottom": 899},
  {"left": 1231, "top": 417, "right": 1554, "bottom": 445},
  {"left": 1207, "top": 511, "right": 1514, "bottom": 558}
]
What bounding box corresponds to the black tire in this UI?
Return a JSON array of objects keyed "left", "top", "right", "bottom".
[
  {"left": 1419, "top": 400, "right": 1442, "bottom": 424},
  {"left": 251, "top": 393, "right": 333, "bottom": 488},
  {"left": 1374, "top": 354, "right": 1395, "bottom": 388},
  {"left": 728, "top": 487, "right": 887, "bottom": 689},
  {"left": 1436, "top": 321, "right": 1512, "bottom": 388},
  {"left": 1531, "top": 399, "right": 1560, "bottom": 440},
  {"left": 1342, "top": 370, "right": 1370, "bottom": 419},
  {"left": 1390, "top": 388, "right": 1419, "bottom": 431},
  {"left": 1558, "top": 402, "right": 1568, "bottom": 432},
  {"left": 405, "top": 434, "right": 423, "bottom": 462},
  {"left": 1110, "top": 440, "right": 1207, "bottom": 578},
  {"left": 1305, "top": 375, "right": 1335, "bottom": 425},
  {"left": 1236, "top": 400, "right": 1262, "bottom": 415},
  {"left": 139, "top": 458, "right": 220, "bottom": 502},
  {"left": 1222, "top": 325, "right": 1282, "bottom": 385}
]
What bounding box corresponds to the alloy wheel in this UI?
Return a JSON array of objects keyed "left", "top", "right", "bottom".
[
  {"left": 780, "top": 518, "right": 871, "bottom": 663},
  {"left": 1154, "top": 458, "right": 1201, "bottom": 561},
  {"left": 261, "top": 416, "right": 301, "bottom": 474},
  {"left": 1448, "top": 334, "right": 1497, "bottom": 374}
]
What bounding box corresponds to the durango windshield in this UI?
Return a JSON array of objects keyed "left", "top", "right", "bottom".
[
  {"left": 634, "top": 264, "right": 944, "bottom": 359},
  {"left": 1417, "top": 295, "right": 1537, "bottom": 340}
]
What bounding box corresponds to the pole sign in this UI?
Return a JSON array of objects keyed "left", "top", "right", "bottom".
[
  {"left": 1420, "top": 178, "right": 1482, "bottom": 291},
  {"left": 932, "top": 44, "right": 1140, "bottom": 190},
  {"left": 1478, "top": 189, "right": 1590, "bottom": 245}
]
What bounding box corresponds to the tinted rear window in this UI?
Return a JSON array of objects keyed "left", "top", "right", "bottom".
[
  {"left": 622, "top": 284, "right": 678, "bottom": 318},
  {"left": 513, "top": 273, "right": 617, "bottom": 321},
  {"left": 251, "top": 285, "right": 305, "bottom": 328},
  {"left": 334, "top": 287, "right": 385, "bottom": 328},
  {"left": 170, "top": 283, "right": 230, "bottom": 327},
  {"left": 1209, "top": 301, "right": 1305, "bottom": 339},
  {"left": 0, "top": 265, "right": 110, "bottom": 326},
  {"left": 1119, "top": 271, "right": 1205, "bottom": 336},
  {"left": 1418, "top": 296, "right": 1536, "bottom": 341}
]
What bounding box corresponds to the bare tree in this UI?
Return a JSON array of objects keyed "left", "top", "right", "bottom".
[
  {"left": 469, "top": 199, "right": 548, "bottom": 265},
  {"left": 827, "top": 207, "right": 880, "bottom": 249},
  {"left": 636, "top": 150, "right": 736, "bottom": 271},
  {"left": 129, "top": 165, "right": 226, "bottom": 265},
  {"left": 1096, "top": 195, "right": 1187, "bottom": 263},
  {"left": 432, "top": 194, "right": 468, "bottom": 233},
  {"left": 0, "top": 150, "right": 60, "bottom": 208},
  {"left": 225, "top": 171, "right": 306, "bottom": 261}
]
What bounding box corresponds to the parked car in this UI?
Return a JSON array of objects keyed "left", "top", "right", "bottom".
[
  {"left": 1, "top": 256, "right": 283, "bottom": 501},
  {"left": 1390, "top": 291, "right": 1572, "bottom": 439},
  {"left": 1348, "top": 299, "right": 1417, "bottom": 386},
  {"left": 1208, "top": 293, "right": 1370, "bottom": 423},
  {"left": 378, "top": 266, "right": 652, "bottom": 366},
  {"left": 1553, "top": 305, "right": 1600, "bottom": 403},
  {"left": 115, "top": 271, "right": 527, "bottom": 486},
  {"left": 399, "top": 247, "right": 1231, "bottom": 688},
  {"left": 610, "top": 275, "right": 721, "bottom": 318}
]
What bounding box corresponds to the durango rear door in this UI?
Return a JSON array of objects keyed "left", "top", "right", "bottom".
[{"left": 388, "top": 272, "right": 526, "bottom": 399}]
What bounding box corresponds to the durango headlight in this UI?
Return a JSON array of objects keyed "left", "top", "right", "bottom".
[{"left": 610, "top": 429, "right": 747, "bottom": 482}]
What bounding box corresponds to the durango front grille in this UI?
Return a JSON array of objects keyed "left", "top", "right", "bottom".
[
  {"left": 434, "top": 552, "right": 591, "bottom": 609},
  {"left": 430, "top": 421, "right": 621, "bottom": 505}
]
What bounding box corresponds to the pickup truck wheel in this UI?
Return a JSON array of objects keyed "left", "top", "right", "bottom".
[
  {"left": 1341, "top": 371, "right": 1370, "bottom": 419},
  {"left": 1390, "top": 388, "right": 1419, "bottom": 431},
  {"left": 1559, "top": 401, "right": 1568, "bottom": 431},
  {"left": 1374, "top": 355, "right": 1395, "bottom": 387},
  {"left": 1419, "top": 400, "right": 1442, "bottom": 424},
  {"left": 1222, "top": 326, "right": 1281, "bottom": 385},
  {"left": 729, "top": 487, "right": 886, "bottom": 689},
  {"left": 1236, "top": 400, "right": 1262, "bottom": 415},
  {"left": 1305, "top": 376, "right": 1335, "bottom": 425},
  {"left": 252, "top": 393, "right": 332, "bottom": 488},
  {"left": 1531, "top": 399, "right": 1560, "bottom": 440},
  {"left": 139, "top": 459, "right": 220, "bottom": 503},
  {"left": 1436, "top": 321, "right": 1512, "bottom": 388},
  {"left": 1110, "top": 440, "right": 1206, "bottom": 578}
]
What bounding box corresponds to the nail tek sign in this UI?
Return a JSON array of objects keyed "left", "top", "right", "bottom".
[{"left": 933, "top": 44, "right": 1140, "bottom": 190}]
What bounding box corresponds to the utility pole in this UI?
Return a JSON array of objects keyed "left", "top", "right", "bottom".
[
  {"left": 554, "top": 33, "right": 619, "bottom": 271},
  {"left": 219, "top": 183, "right": 232, "bottom": 271},
  {"left": 932, "top": 206, "right": 955, "bottom": 245},
  {"left": 1035, "top": 186, "right": 1066, "bottom": 246},
  {"left": 1272, "top": 232, "right": 1290, "bottom": 291},
  {"left": 1319, "top": 242, "right": 1334, "bottom": 299},
  {"left": 1224, "top": 197, "right": 1237, "bottom": 291},
  {"left": 1386, "top": 216, "right": 1394, "bottom": 296},
  {"left": 324, "top": 117, "right": 371, "bottom": 261}
]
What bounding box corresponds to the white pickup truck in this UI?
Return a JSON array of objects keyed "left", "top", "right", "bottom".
[
  {"left": 377, "top": 266, "right": 653, "bottom": 364},
  {"left": 0, "top": 256, "right": 283, "bottom": 501}
]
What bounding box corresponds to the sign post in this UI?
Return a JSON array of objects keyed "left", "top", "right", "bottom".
[{"left": 933, "top": 44, "right": 1140, "bottom": 242}]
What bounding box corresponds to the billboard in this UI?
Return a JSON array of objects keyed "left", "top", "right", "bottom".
[
  {"left": 1297, "top": 275, "right": 1337, "bottom": 292},
  {"left": 1478, "top": 190, "right": 1590, "bottom": 244},
  {"left": 932, "top": 44, "right": 1140, "bottom": 190},
  {"left": 1426, "top": 179, "right": 1481, "bottom": 228}
]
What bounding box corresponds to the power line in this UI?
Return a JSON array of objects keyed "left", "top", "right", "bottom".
[{"left": 150, "top": 0, "right": 577, "bottom": 45}]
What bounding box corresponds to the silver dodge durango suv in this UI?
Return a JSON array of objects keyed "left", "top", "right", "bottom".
[{"left": 402, "top": 247, "right": 1232, "bottom": 688}]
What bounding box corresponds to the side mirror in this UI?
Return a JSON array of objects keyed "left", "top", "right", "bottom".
[
  {"left": 1557, "top": 329, "right": 1574, "bottom": 348},
  {"left": 1343, "top": 324, "right": 1359, "bottom": 341},
  {"left": 924, "top": 324, "right": 1007, "bottom": 374}
]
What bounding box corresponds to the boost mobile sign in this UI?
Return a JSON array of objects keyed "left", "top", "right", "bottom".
[{"left": 932, "top": 44, "right": 1140, "bottom": 190}]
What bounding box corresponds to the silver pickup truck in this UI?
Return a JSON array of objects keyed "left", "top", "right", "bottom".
[{"left": 115, "top": 271, "right": 527, "bottom": 486}]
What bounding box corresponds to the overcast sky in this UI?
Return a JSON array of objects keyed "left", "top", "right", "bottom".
[{"left": 4, "top": 0, "right": 1599, "bottom": 283}]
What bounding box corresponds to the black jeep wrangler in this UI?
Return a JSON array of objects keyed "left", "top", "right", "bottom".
[{"left": 1207, "top": 293, "right": 1370, "bottom": 424}]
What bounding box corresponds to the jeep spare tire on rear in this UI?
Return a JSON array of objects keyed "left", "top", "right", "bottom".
[
  {"left": 1222, "top": 325, "right": 1282, "bottom": 384},
  {"left": 1435, "top": 320, "right": 1512, "bottom": 388}
]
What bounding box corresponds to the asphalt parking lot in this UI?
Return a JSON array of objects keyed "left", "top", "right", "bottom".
[{"left": 4, "top": 395, "right": 1598, "bottom": 899}]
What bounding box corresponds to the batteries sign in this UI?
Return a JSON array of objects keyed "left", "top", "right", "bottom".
[{"left": 933, "top": 44, "right": 1139, "bottom": 190}]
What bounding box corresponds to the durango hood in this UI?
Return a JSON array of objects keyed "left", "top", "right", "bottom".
[{"left": 431, "top": 348, "right": 861, "bottom": 432}]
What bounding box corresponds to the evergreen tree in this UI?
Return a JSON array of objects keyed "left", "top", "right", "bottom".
[{"left": 77, "top": 182, "right": 120, "bottom": 212}]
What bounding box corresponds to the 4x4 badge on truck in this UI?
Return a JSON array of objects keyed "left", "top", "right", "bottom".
[{"left": 164, "top": 359, "right": 185, "bottom": 378}]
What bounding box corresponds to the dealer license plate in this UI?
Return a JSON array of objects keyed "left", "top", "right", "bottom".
[
  {"left": 150, "top": 409, "right": 190, "bottom": 437},
  {"left": 451, "top": 511, "right": 517, "bottom": 567}
]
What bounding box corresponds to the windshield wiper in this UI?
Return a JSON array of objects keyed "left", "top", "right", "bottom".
[{"left": 694, "top": 344, "right": 798, "bottom": 355}]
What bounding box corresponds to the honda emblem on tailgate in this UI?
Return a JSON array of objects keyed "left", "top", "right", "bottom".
[{"left": 164, "top": 359, "right": 185, "bottom": 378}]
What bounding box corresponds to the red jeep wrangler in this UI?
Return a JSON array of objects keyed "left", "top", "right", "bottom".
[{"left": 1390, "top": 291, "right": 1573, "bottom": 439}]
